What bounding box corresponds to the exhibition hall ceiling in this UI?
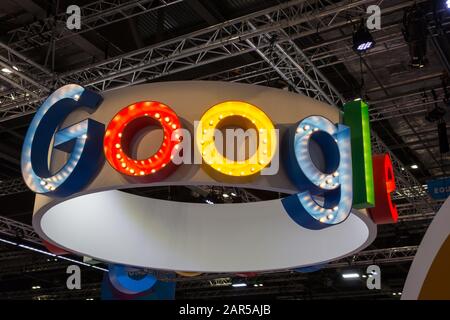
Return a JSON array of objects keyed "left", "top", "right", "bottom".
[{"left": 0, "top": 0, "right": 448, "bottom": 299}]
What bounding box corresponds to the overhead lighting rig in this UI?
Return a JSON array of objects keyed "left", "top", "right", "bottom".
[
  {"left": 402, "top": 4, "right": 428, "bottom": 68},
  {"left": 353, "top": 19, "right": 375, "bottom": 53},
  {"left": 425, "top": 86, "right": 449, "bottom": 154}
]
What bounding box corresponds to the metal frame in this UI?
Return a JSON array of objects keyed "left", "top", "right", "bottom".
[
  {"left": 0, "top": 0, "right": 385, "bottom": 122},
  {"left": 0, "top": 177, "right": 30, "bottom": 196},
  {"left": 6, "top": 0, "right": 183, "bottom": 53},
  {"left": 0, "top": 215, "right": 41, "bottom": 245},
  {"left": 328, "top": 245, "right": 417, "bottom": 268},
  {"left": 0, "top": 41, "right": 53, "bottom": 106}
]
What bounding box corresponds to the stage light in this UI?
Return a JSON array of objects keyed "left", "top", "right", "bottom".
[
  {"left": 1, "top": 67, "right": 12, "bottom": 74},
  {"left": 232, "top": 283, "right": 247, "bottom": 288},
  {"left": 353, "top": 21, "right": 375, "bottom": 53},
  {"left": 447, "top": 0, "right": 450, "bottom": 9},
  {"left": 205, "top": 199, "right": 214, "bottom": 204},
  {"left": 32, "top": 286, "right": 41, "bottom": 290},
  {"left": 410, "top": 164, "right": 418, "bottom": 169},
  {"left": 342, "top": 273, "right": 360, "bottom": 279},
  {"left": 403, "top": 5, "right": 428, "bottom": 68},
  {"left": 223, "top": 193, "right": 229, "bottom": 198}
]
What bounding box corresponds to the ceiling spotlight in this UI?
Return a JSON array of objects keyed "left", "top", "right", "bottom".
[
  {"left": 1, "top": 67, "right": 12, "bottom": 74},
  {"left": 403, "top": 5, "right": 428, "bottom": 68},
  {"left": 353, "top": 20, "right": 375, "bottom": 53},
  {"left": 342, "top": 273, "right": 360, "bottom": 279},
  {"left": 410, "top": 164, "right": 418, "bottom": 169}
]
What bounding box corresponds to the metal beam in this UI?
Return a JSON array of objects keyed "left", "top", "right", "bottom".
[
  {"left": 0, "top": 0, "right": 425, "bottom": 122},
  {"left": 0, "top": 178, "right": 29, "bottom": 196},
  {"left": 0, "top": 0, "right": 420, "bottom": 120},
  {"left": 171, "top": 245, "right": 418, "bottom": 288},
  {"left": 7, "top": 0, "right": 183, "bottom": 53},
  {"left": 0, "top": 283, "right": 101, "bottom": 300},
  {"left": 0, "top": 215, "right": 41, "bottom": 245},
  {"left": 11, "top": 0, "right": 106, "bottom": 60},
  {"left": 0, "top": 0, "right": 382, "bottom": 122},
  {"left": 0, "top": 41, "right": 53, "bottom": 105}
]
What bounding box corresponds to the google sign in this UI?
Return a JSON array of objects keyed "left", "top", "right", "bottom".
[{"left": 22, "top": 81, "right": 397, "bottom": 272}]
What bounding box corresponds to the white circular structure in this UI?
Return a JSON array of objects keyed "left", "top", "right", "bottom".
[{"left": 32, "top": 81, "right": 377, "bottom": 272}]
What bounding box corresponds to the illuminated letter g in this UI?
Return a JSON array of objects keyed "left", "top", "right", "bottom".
[{"left": 21, "top": 84, "right": 104, "bottom": 196}]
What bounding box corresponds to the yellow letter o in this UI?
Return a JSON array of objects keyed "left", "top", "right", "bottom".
[{"left": 196, "top": 101, "right": 276, "bottom": 176}]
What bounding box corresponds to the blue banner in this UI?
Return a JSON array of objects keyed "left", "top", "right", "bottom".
[{"left": 427, "top": 177, "right": 450, "bottom": 200}]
